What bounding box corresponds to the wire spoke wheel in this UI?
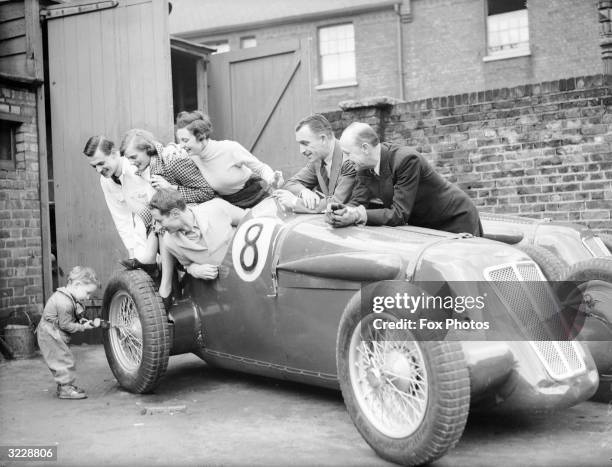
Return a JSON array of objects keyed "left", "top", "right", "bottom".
[
  {"left": 109, "top": 291, "right": 143, "bottom": 372},
  {"left": 349, "top": 325, "right": 428, "bottom": 438},
  {"left": 336, "top": 290, "right": 470, "bottom": 466},
  {"left": 102, "top": 270, "right": 170, "bottom": 394}
]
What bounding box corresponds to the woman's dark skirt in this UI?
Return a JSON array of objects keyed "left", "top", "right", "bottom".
[{"left": 221, "top": 176, "right": 270, "bottom": 208}]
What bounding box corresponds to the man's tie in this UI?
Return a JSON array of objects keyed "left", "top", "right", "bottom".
[{"left": 320, "top": 161, "right": 330, "bottom": 191}]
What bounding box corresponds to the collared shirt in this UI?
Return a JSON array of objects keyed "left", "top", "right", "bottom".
[
  {"left": 322, "top": 152, "right": 333, "bottom": 178},
  {"left": 373, "top": 156, "right": 381, "bottom": 176},
  {"left": 100, "top": 158, "right": 155, "bottom": 257},
  {"left": 162, "top": 199, "right": 237, "bottom": 267}
]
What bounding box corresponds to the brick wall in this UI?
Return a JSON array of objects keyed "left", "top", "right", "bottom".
[
  {"left": 404, "top": 0, "right": 602, "bottom": 100},
  {"left": 324, "top": 74, "right": 612, "bottom": 233},
  {"left": 0, "top": 84, "right": 43, "bottom": 322}
]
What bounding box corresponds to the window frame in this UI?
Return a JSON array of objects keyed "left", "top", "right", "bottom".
[
  {"left": 483, "top": 1, "right": 531, "bottom": 62},
  {"left": 240, "top": 36, "right": 257, "bottom": 49},
  {"left": 316, "top": 22, "right": 357, "bottom": 89},
  {"left": 0, "top": 113, "right": 26, "bottom": 171}
]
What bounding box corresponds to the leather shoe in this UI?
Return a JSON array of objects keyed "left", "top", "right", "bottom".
[{"left": 120, "top": 258, "right": 158, "bottom": 276}]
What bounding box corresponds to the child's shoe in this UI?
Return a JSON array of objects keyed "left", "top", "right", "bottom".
[{"left": 57, "top": 384, "right": 87, "bottom": 399}]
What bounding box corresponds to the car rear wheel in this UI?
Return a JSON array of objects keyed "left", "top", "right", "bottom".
[
  {"left": 102, "top": 270, "right": 170, "bottom": 393},
  {"left": 336, "top": 293, "right": 470, "bottom": 466},
  {"left": 516, "top": 244, "right": 567, "bottom": 281},
  {"left": 562, "top": 258, "right": 612, "bottom": 402}
]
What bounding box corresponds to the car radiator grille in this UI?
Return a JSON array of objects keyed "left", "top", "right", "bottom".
[{"left": 484, "top": 261, "right": 585, "bottom": 380}]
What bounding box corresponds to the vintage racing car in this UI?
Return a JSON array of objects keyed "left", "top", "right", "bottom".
[
  {"left": 101, "top": 199, "right": 601, "bottom": 466},
  {"left": 481, "top": 213, "right": 612, "bottom": 400}
]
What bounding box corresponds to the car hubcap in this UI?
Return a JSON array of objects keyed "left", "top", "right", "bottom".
[
  {"left": 348, "top": 319, "right": 428, "bottom": 438},
  {"left": 108, "top": 291, "right": 143, "bottom": 372}
]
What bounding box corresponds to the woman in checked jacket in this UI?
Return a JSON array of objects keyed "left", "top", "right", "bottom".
[{"left": 119, "top": 128, "right": 217, "bottom": 306}]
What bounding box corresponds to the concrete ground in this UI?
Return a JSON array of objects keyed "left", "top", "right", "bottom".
[{"left": 1, "top": 345, "right": 611, "bottom": 467}]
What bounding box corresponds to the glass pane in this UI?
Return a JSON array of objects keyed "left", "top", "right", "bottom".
[
  {"left": 338, "top": 53, "right": 355, "bottom": 80},
  {"left": 488, "top": 0, "right": 526, "bottom": 16},
  {"left": 240, "top": 37, "right": 256, "bottom": 49},
  {"left": 487, "top": 9, "right": 529, "bottom": 52},
  {"left": 0, "top": 124, "right": 14, "bottom": 161}
]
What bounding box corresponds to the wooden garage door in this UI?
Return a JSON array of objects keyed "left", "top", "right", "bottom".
[
  {"left": 46, "top": 0, "right": 174, "bottom": 292},
  {"left": 208, "top": 39, "right": 313, "bottom": 177}
]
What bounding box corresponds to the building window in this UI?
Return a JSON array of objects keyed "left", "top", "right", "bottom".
[
  {"left": 0, "top": 120, "right": 18, "bottom": 170},
  {"left": 240, "top": 36, "right": 256, "bottom": 49},
  {"left": 486, "top": 0, "right": 529, "bottom": 59},
  {"left": 205, "top": 40, "right": 230, "bottom": 54},
  {"left": 318, "top": 23, "right": 356, "bottom": 86}
]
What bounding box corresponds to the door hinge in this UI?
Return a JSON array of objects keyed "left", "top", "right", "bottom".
[{"left": 41, "top": 1, "right": 118, "bottom": 21}]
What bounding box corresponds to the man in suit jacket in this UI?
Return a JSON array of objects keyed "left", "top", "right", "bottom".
[
  {"left": 274, "top": 114, "right": 356, "bottom": 213},
  {"left": 327, "top": 122, "right": 482, "bottom": 236}
]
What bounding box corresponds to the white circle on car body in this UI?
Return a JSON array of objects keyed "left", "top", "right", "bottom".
[{"left": 232, "top": 217, "right": 282, "bottom": 282}]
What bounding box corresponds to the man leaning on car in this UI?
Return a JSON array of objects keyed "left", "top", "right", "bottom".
[
  {"left": 273, "top": 114, "right": 356, "bottom": 213},
  {"left": 327, "top": 122, "right": 482, "bottom": 236}
]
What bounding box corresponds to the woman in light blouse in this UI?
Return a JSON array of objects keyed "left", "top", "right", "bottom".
[{"left": 175, "top": 111, "right": 282, "bottom": 208}]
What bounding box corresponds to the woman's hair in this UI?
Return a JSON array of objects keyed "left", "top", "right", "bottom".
[
  {"left": 83, "top": 136, "right": 115, "bottom": 157},
  {"left": 119, "top": 129, "right": 159, "bottom": 157},
  {"left": 175, "top": 110, "right": 213, "bottom": 141},
  {"left": 67, "top": 266, "right": 99, "bottom": 286},
  {"left": 149, "top": 188, "right": 186, "bottom": 215}
]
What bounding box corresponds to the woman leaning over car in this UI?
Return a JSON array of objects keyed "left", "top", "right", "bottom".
[{"left": 175, "top": 110, "right": 282, "bottom": 208}]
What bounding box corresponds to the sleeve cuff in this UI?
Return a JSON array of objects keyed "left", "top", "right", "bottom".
[{"left": 355, "top": 205, "right": 367, "bottom": 225}]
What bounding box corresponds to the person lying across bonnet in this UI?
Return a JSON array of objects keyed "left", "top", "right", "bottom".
[{"left": 147, "top": 188, "right": 245, "bottom": 303}]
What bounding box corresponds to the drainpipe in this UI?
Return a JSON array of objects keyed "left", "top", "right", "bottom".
[
  {"left": 394, "top": 1, "right": 412, "bottom": 101},
  {"left": 600, "top": 0, "right": 612, "bottom": 74}
]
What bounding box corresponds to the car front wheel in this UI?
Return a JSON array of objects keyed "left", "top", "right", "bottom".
[
  {"left": 562, "top": 258, "right": 612, "bottom": 401},
  {"left": 336, "top": 293, "right": 470, "bottom": 466},
  {"left": 102, "top": 270, "right": 170, "bottom": 393}
]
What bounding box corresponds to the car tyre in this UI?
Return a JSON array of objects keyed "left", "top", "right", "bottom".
[
  {"left": 516, "top": 244, "right": 567, "bottom": 281},
  {"left": 102, "top": 269, "right": 170, "bottom": 393},
  {"left": 336, "top": 292, "right": 470, "bottom": 466},
  {"left": 562, "top": 258, "right": 612, "bottom": 402}
]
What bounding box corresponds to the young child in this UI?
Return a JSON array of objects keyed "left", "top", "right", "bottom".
[{"left": 37, "top": 266, "right": 101, "bottom": 399}]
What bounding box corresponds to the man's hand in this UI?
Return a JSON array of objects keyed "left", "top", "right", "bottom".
[
  {"left": 150, "top": 175, "right": 176, "bottom": 190},
  {"left": 82, "top": 320, "right": 95, "bottom": 330},
  {"left": 299, "top": 188, "right": 320, "bottom": 210},
  {"left": 186, "top": 263, "right": 219, "bottom": 280},
  {"left": 326, "top": 204, "right": 360, "bottom": 228},
  {"left": 272, "top": 189, "right": 298, "bottom": 210}
]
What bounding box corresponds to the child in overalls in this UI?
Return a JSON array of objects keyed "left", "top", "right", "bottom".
[{"left": 37, "top": 266, "right": 100, "bottom": 399}]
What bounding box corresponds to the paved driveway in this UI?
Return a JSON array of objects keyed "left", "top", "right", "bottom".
[{"left": 0, "top": 345, "right": 610, "bottom": 467}]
